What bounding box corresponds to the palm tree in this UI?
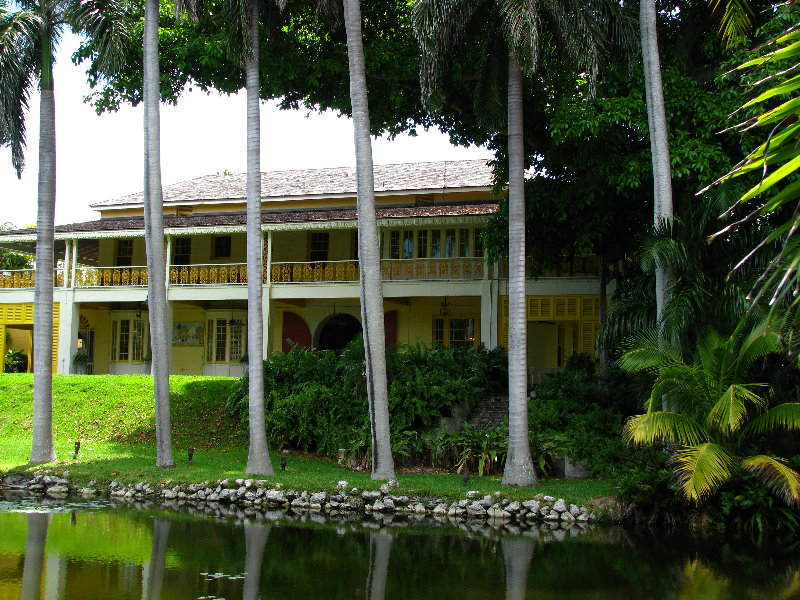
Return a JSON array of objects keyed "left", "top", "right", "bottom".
[
  {"left": 342, "top": 0, "right": 395, "bottom": 481},
  {"left": 639, "top": 0, "right": 673, "bottom": 329},
  {"left": 174, "top": 0, "right": 279, "bottom": 475},
  {"left": 413, "top": 0, "right": 627, "bottom": 486},
  {"left": 619, "top": 318, "right": 800, "bottom": 506},
  {"left": 0, "top": 0, "right": 128, "bottom": 465},
  {"left": 143, "top": 0, "right": 174, "bottom": 468}
]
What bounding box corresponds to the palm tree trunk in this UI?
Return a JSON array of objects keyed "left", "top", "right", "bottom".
[
  {"left": 640, "top": 0, "right": 673, "bottom": 326},
  {"left": 144, "top": 0, "right": 174, "bottom": 468},
  {"left": 143, "top": 519, "right": 170, "bottom": 600},
  {"left": 502, "top": 55, "right": 537, "bottom": 487},
  {"left": 31, "top": 30, "right": 56, "bottom": 465},
  {"left": 245, "top": 0, "right": 273, "bottom": 476},
  {"left": 502, "top": 537, "right": 535, "bottom": 600},
  {"left": 343, "top": 0, "right": 395, "bottom": 481}
]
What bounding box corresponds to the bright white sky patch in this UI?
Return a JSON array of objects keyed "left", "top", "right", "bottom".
[{"left": 0, "top": 34, "right": 492, "bottom": 227}]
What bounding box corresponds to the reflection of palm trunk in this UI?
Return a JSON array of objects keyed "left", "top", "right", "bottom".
[
  {"left": 142, "top": 519, "right": 171, "bottom": 600},
  {"left": 21, "top": 513, "right": 52, "bottom": 600},
  {"left": 366, "top": 532, "right": 392, "bottom": 600},
  {"left": 243, "top": 521, "right": 271, "bottom": 600},
  {"left": 502, "top": 537, "right": 535, "bottom": 600}
]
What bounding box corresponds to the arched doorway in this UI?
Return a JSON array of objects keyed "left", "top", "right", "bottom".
[{"left": 316, "top": 314, "right": 362, "bottom": 351}]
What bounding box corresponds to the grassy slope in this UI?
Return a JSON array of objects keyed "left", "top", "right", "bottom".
[{"left": 0, "top": 374, "right": 614, "bottom": 505}]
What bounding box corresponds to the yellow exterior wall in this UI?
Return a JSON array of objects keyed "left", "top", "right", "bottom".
[
  {"left": 171, "top": 306, "right": 206, "bottom": 375},
  {"left": 271, "top": 231, "right": 309, "bottom": 262},
  {"left": 84, "top": 309, "right": 112, "bottom": 374},
  {"left": 498, "top": 294, "right": 601, "bottom": 363},
  {"left": 0, "top": 303, "right": 59, "bottom": 372},
  {"left": 98, "top": 238, "right": 147, "bottom": 267},
  {"left": 403, "top": 296, "right": 481, "bottom": 347}
]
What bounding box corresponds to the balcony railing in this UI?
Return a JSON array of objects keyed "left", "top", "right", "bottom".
[
  {"left": 74, "top": 266, "right": 148, "bottom": 287},
  {"left": 170, "top": 263, "right": 248, "bottom": 285},
  {"left": 381, "top": 257, "right": 484, "bottom": 281},
  {"left": 270, "top": 258, "right": 485, "bottom": 284},
  {"left": 271, "top": 260, "right": 360, "bottom": 283},
  {"left": 0, "top": 258, "right": 488, "bottom": 290},
  {"left": 0, "top": 269, "right": 64, "bottom": 289}
]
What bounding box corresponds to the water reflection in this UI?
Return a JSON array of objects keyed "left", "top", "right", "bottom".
[
  {"left": 20, "top": 513, "right": 50, "bottom": 600},
  {"left": 502, "top": 537, "right": 535, "bottom": 600},
  {"left": 366, "top": 532, "right": 392, "bottom": 600},
  {"left": 243, "top": 521, "right": 269, "bottom": 600},
  {"left": 142, "top": 519, "right": 170, "bottom": 600},
  {"left": 1, "top": 500, "right": 800, "bottom": 600}
]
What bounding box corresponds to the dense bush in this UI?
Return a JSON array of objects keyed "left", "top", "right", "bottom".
[
  {"left": 227, "top": 338, "right": 508, "bottom": 463},
  {"left": 528, "top": 355, "right": 647, "bottom": 476}
]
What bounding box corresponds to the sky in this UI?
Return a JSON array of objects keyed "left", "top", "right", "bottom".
[{"left": 0, "top": 34, "right": 493, "bottom": 227}]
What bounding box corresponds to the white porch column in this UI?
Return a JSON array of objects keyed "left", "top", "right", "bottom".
[
  {"left": 166, "top": 300, "right": 174, "bottom": 374},
  {"left": 56, "top": 291, "right": 79, "bottom": 374},
  {"left": 70, "top": 239, "right": 78, "bottom": 289},
  {"left": 480, "top": 279, "right": 496, "bottom": 349},
  {"left": 62, "top": 240, "right": 71, "bottom": 289},
  {"left": 165, "top": 235, "right": 173, "bottom": 289},
  {"left": 263, "top": 230, "right": 272, "bottom": 358}
]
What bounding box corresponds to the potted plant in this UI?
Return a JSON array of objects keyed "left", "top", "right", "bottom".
[{"left": 72, "top": 349, "right": 92, "bottom": 374}]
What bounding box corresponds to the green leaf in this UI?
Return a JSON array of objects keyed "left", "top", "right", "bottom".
[
  {"left": 742, "top": 455, "right": 800, "bottom": 507},
  {"left": 674, "top": 443, "right": 735, "bottom": 503}
]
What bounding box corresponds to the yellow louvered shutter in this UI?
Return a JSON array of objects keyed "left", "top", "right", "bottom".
[
  {"left": 580, "top": 320, "right": 600, "bottom": 354},
  {"left": 500, "top": 296, "right": 509, "bottom": 346},
  {"left": 581, "top": 296, "right": 599, "bottom": 319},
  {"left": 554, "top": 296, "right": 579, "bottom": 320}
]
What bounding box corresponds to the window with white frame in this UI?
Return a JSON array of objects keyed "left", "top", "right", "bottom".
[
  {"left": 110, "top": 318, "right": 148, "bottom": 362},
  {"left": 206, "top": 318, "right": 245, "bottom": 364}
]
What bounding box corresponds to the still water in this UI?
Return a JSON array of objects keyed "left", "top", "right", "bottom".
[{"left": 1, "top": 495, "right": 799, "bottom": 600}]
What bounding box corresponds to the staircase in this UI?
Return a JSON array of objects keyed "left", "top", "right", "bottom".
[{"left": 466, "top": 395, "right": 508, "bottom": 429}]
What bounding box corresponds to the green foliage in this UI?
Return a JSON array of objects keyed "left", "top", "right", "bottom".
[
  {"left": 620, "top": 318, "right": 800, "bottom": 518},
  {"left": 227, "top": 339, "right": 507, "bottom": 461},
  {"left": 3, "top": 348, "right": 27, "bottom": 373},
  {"left": 528, "top": 358, "right": 647, "bottom": 477}
]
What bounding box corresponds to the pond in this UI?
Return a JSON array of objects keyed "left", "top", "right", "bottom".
[{"left": 1, "top": 494, "right": 798, "bottom": 600}]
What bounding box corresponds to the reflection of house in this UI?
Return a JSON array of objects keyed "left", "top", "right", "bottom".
[{"left": 0, "top": 160, "right": 603, "bottom": 380}]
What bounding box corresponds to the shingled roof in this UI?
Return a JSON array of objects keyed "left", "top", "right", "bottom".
[{"left": 91, "top": 160, "right": 494, "bottom": 208}]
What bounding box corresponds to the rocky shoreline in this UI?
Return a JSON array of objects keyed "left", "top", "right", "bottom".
[{"left": 1, "top": 470, "right": 628, "bottom": 530}]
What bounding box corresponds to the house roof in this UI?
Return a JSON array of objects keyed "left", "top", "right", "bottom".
[
  {"left": 0, "top": 203, "right": 499, "bottom": 240},
  {"left": 90, "top": 160, "right": 495, "bottom": 209}
]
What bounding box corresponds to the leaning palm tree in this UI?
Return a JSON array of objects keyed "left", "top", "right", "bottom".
[
  {"left": 341, "top": 0, "right": 395, "bottom": 481},
  {"left": 619, "top": 318, "right": 800, "bottom": 506},
  {"left": 175, "top": 0, "right": 279, "bottom": 475},
  {"left": 414, "top": 0, "right": 629, "bottom": 486},
  {"left": 0, "top": 0, "right": 128, "bottom": 464},
  {"left": 143, "top": 0, "right": 174, "bottom": 468}
]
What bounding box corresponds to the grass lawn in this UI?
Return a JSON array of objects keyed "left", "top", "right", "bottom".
[{"left": 0, "top": 374, "right": 615, "bottom": 506}]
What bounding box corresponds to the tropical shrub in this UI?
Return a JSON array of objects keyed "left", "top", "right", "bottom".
[
  {"left": 4, "top": 349, "right": 27, "bottom": 373},
  {"left": 619, "top": 318, "right": 800, "bottom": 512},
  {"left": 227, "top": 339, "right": 507, "bottom": 461},
  {"left": 528, "top": 355, "right": 644, "bottom": 476}
]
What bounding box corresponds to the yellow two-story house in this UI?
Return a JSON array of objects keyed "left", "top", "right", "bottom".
[{"left": 0, "top": 160, "right": 603, "bottom": 380}]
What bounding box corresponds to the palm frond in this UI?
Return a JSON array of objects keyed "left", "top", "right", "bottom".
[
  {"left": 0, "top": 6, "right": 42, "bottom": 177},
  {"left": 674, "top": 443, "right": 735, "bottom": 503},
  {"left": 709, "top": 0, "right": 753, "bottom": 47},
  {"left": 617, "top": 328, "right": 682, "bottom": 373},
  {"left": 69, "top": 0, "right": 130, "bottom": 76},
  {"left": 743, "top": 402, "right": 800, "bottom": 436},
  {"left": 623, "top": 412, "right": 707, "bottom": 446},
  {"left": 706, "top": 383, "right": 767, "bottom": 434},
  {"left": 742, "top": 454, "right": 800, "bottom": 507}
]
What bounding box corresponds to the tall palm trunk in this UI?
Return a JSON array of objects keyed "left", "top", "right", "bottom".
[
  {"left": 502, "top": 55, "right": 537, "bottom": 487},
  {"left": 342, "top": 0, "right": 395, "bottom": 481},
  {"left": 640, "top": 0, "right": 673, "bottom": 326},
  {"left": 245, "top": 0, "right": 273, "bottom": 476},
  {"left": 31, "top": 26, "right": 56, "bottom": 465},
  {"left": 143, "top": 0, "right": 174, "bottom": 467}
]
